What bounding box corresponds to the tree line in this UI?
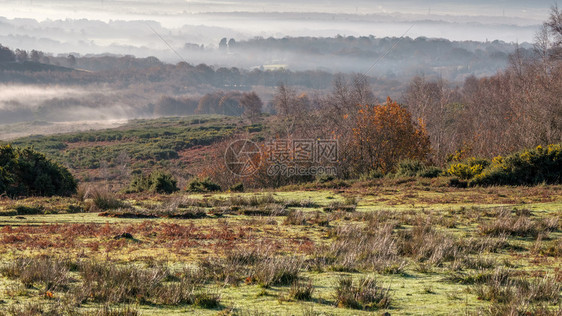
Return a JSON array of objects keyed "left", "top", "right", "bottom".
[
  {"left": 154, "top": 91, "right": 262, "bottom": 122},
  {"left": 404, "top": 6, "right": 562, "bottom": 163},
  {"left": 0, "top": 45, "right": 335, "bottom": 89},
  {"left": 204, "top": 6, "right": 562, "bottom": 187}
]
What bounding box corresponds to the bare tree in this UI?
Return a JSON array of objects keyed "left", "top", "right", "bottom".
[
  {"left": 30, "top": 50, "right": 42, "bottom": 63},
  {"left": 0, "top": 45, "right": 15, "bottom": 63},
  {"left": 15, "top": 49, "right": 28, "bottom": 63},
  {"left": 404, "top": 76, "right": 460, "bottom": 163},
  {"left": 239, "top": 92, "right": 263, "bottom": 123},
  {"left": 546, "top": 4, "right": 562, "bottom": 59},
  {"left": 547, "top": 4, "right": 562, "bottom": 44},
  {"left": 273, "top": 84, "right": 295, "bottom": 117},
  {"left": 314, "top": 74, "right": 378, "bottom": 177}
]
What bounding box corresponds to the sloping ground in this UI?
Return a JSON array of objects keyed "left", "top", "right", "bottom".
[{"left": 2, "top": 115, "right": 264, "bottom": 186}]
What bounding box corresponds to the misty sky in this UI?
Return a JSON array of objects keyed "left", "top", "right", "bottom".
[
  {"left": 1, "top": 1, "right": 554, "bottom": 19},
  {"left": 0, "top": 0, "right": 556, "bottom": 60}
]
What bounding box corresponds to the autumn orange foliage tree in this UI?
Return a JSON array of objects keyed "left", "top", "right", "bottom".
[{"left": 350, "top": 97, "right": 431, "bottom": 174}]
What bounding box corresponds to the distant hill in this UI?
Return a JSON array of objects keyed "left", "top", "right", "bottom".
[{"left": 0, "top": 61, "right": 75, "bottom": 72}]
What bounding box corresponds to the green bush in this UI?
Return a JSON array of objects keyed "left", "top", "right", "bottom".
[
  {"left": 471, "top": 144, "right": 562, "bottom": 186},
  {"left": 126, "top": 174, "right": 151, "bottom": 193},
  {"left": 0, "top": 166, "right": 8, "bottom": 194},
  {"left": 418, "top": 166, "right": 442, "bottom": 178},
  {"left": 395, "top": 160, "right": 425, "bottom": 177},
  {"left": 9, "top": 205, "right": 46, "bottom": 215},
  {"left": 149, "top": 171, "right": 179, "bottom": 194},
  {"left": 393, "top": 160, "right": 442, "bottom": 178},
  {"left": 359, "top": 169, "right": 384, "bottom": 181},
  {"left": 186, "top": 177, "right": 221, "bottom": 193},
  {"left": 316, "top": 173, "right": 336, "bottom": 183},
  {"left": 229, "top": 182, "right": 244, "bottom": 192},
  {"left": 0, "top": 145, "right": 77, "bottom": 197},
  {"left": 126, "top": 171, "right": 179, "bottom": 194}
]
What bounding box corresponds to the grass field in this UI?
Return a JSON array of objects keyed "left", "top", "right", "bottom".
[{"left": 1, "top": 179, "right": 560, "bottom": 315}]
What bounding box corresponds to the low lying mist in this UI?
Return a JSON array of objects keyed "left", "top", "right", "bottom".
[
  {"left": 0, "top": 85, "right": 88, "bottom": 110},
  {"left": 0, "top": 11, "right": 540, "bottom": 64},
  {"left": 0, "top": 119, "right": 128, "bottom": 141},
  {"left": 0, "top": 84, "right": 154, "bottom": 137}
]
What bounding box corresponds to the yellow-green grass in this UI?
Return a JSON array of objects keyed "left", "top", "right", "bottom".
[{"left": 0, "top": 183, "right": 560, "bottom": 315}]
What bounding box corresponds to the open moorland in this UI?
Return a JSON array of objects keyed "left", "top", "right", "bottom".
[
  {"left": 1, "top": 6, "right": 562, "bottom": 315},
  {"left": 0, "top": 178, "right": 560, "bottom": 315}
]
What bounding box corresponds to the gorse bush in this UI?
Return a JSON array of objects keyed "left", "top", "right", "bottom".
[
  {"left": 150, "top": 172, "right": 179, "bottom": 194},
  {"left": 127, "top": 173, "right": 151, "bottom": 193},
  {"left": 448, "top": 144, "right": 562, "bottom": 186},
  {"left": 394, "top": 159, "right": 442, "bottom": 178},
  {"left": 229, "top": 182, "right": 244, "bottom": 192},
  {"left": 0, "top": 145, "right": 77, "bottom": 197},
  {"left": 471, "top": 144, "right": 562, "bottom": 186},
  {"left": 447, "top": 157, "right": 490, "bottom": 180},
  {"left": 357, "top": 160, "right": 441, "bottom": 180},
  {"left": 359, "top": 169, "right": 384, "bottom": 181},
  {"left": 13, "top": 205, "right": 45, "bottom": 215},
  {"left": 186, "top": 177, "right": 221, "bottom": 192},
  {"left": 418, "top": 166, "right": 443, "bottom": 178},
  {"left": 127, "top": 170, "right": 179, "bottom": 194},
  {"left": 394, "top": 160, "right": 425, "bottom": 177},
  {"left": 316, "top": 173, "right": 336, "bottom": 183}
]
